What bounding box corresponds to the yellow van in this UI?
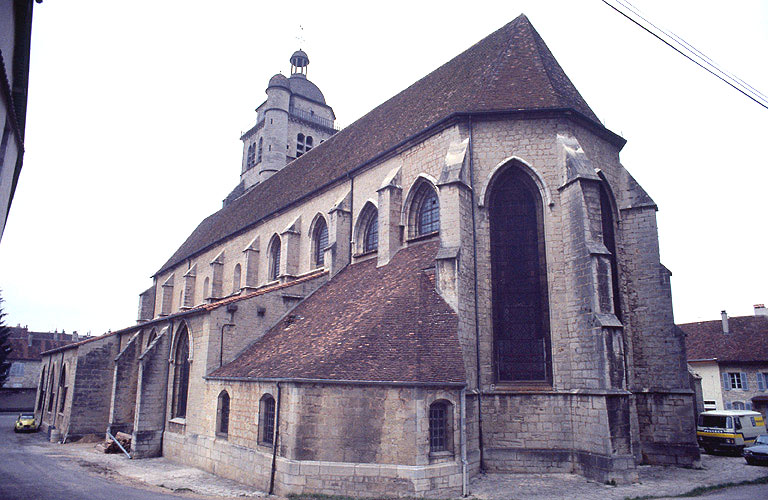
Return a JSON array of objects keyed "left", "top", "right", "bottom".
[{"left": 697, "top": 410, "right": 766, "bottom": 454}]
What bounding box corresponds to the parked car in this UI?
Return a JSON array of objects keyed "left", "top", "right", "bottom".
[
  {"left": 13, "top": 413, "right": 37, "bottom": 433},
  {"left": 743, "top": 434, "right": 768, "bottom": 465}
]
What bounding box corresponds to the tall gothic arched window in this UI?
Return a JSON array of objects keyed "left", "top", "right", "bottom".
[
  {"left": 489, "top": 165, "right": 551, "bottom": 383},
  {"left": 600, "top": 183, "right": 622, "bottom": 320},
  {"left": 257, "top": 137, "right": 263, "bottom": 163},
  {"left": 171, "top": 326, "right": 191, "bottom": 418},
  {"left": 268, "top": 236, "right": 281, "bottom": 281},
  {"left": 232, "top": 263, "right": 242, "bottom": 294},
  {"left": 58, "top": 365, "right": 67, "bottom": 413},
  {"left": 409, "top": 182, "right": 440, "bottom": 237},
  {"left": 312, "top": 217, "right": 329, "bottom": 267},
  {"left": 357, "top": 203, "right": 378, "bottom": 254}
]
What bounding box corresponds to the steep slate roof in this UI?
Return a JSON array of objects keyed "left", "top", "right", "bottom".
[
  {"left": 680, "top": 315, "right": 768, "bottom": 363},
  {"left": 210, "top": 241, "right": 465, "bottom": 384},
  {"left": 157, "top": 15, "right": 606, "bottom": 275}
]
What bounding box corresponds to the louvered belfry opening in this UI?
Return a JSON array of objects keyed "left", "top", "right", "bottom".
[{"left": 490, "top": 165, "right": 552, "bottom": 383}]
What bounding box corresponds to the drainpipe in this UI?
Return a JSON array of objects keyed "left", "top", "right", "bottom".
[
  {"left": 460, "top": 387, "right": 468, "bottom": 497},
  {"left": 467, "top": 115, "right": 485, "bottom": 471},
  {"left": 269, "top": 381, "right": 282, "bottom": 495}
]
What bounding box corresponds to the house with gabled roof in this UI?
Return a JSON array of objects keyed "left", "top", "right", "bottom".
[
  {"left": 38, "top": 15, "right": 699, "bottom": 497},
  {"left": 680, "top": 306, "right": 768, "bottom": 418}
]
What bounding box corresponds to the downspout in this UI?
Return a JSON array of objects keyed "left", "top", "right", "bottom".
[
  {"left": 268, "top": 381, "right": 282, "bottom": 495},
  {"left": 460, "top": 387, "right": 468, "bottom": 497},
  {"left": 468, "top": 115, "right": 485, "bottom": 471}
]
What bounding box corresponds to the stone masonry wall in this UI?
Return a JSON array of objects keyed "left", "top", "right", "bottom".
[
  {"left": 164, "top": 380, "right": 465, "bottom": 497},
  {"left": 132, "top": 325, "right": 171, "bottom": 458},
  {"left": 67, "top": 335, "right": 120, "bottom": 438},
  {"left": 109, "top": 331, "right": 140, "bottom": 434}
]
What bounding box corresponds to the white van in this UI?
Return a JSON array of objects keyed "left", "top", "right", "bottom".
[{"left": 697, "top": 410, "right": 766, "bottom": 454}]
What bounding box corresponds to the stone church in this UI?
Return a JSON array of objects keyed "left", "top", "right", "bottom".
[{"left": 37, "top": 15, "right": 699, "bottom": 497}]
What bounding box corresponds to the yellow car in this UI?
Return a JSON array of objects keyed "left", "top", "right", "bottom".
[{"left": 14, "top": 413, "right": 37, "bottom": 433}]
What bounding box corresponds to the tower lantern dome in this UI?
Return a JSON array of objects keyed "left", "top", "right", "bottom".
[{"left": 290, "top": 49, "right": 309, "bottom": 77}]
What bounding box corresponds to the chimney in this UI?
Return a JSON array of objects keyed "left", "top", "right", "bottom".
[
  {"left": 755, "top": 304, "right": 768, "bottom": 317},
  {"left": 721, "top": 310, "right": 729, "bottom": 334},
  {"left": 72, "top": 331, "right": 79, "bottom": 342},
  {"left": 27, "top": 332, "right": 33, "bottom": 347}
]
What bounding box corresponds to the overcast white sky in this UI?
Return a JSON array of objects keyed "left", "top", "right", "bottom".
[{"left": 1, "top": 0, "right": 766, "bottom": 335}]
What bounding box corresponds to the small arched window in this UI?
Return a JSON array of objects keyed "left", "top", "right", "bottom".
[
  {"left": 257, "top": 137, "right": 263, "bottom": 163},
  {"left": 268, "top": 236, "right": 281, "bottom": 281},
  {"left": 247, "top": 144, "right": 255, "bottom": 169},
  {"left": 260, "top": 394, "right": 276, "bottom": 445},
  {"left": 216, "top": 390, "right": 230, "bottom": 437},
  {"left": 410, "top": 182, "right": 440, "bottom": 237},
  {"left": 312, "top": 217, "right": 329, "bottom": 267},
  {"left": 429, "top": 400, "right": 453, "bottom": 453},
  {"left": 232, "top": 263, "right": 242, "bottom": 294},
  {"left": 58, "top": 365, "right": 67, "bottom": 413},
  {"left": 171, "top": 326, "right": 191, "bottom": 419}
]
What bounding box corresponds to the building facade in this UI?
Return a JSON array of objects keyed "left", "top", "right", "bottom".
[
  {"left": 682, "top": 306, "right": 768, "bottom": 418},
  {"left": 39, "top": 16, "right": 699, "bottom": 497},
  {"left": 0, "top": 327, "right": 74, "bottom": 412},
  {"left": 0, "top": 0, "right": 35, "bottom": 243}
]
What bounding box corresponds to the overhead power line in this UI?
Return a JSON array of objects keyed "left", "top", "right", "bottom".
[{"left": 602, "top": 0, "right": 768, "bottom": 110}]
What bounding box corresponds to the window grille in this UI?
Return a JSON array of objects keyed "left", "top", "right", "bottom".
[
  {"left": 489, "top": 166, "right": 551, "bottom": 383},
  {"left": 417, "top": 189, "right": 440, "bottom": 235},
  {"left": 217, "top": 391, "right": 230, "bottom": 435},
  {"left": 261, "top": 396, "right": 276, "bottom": 444},
  {"left": 429, "top": 402, "right": 448, "bottom": 452},
  {"left": 364, "top": 217, "right": 378, "bottom": 252}
]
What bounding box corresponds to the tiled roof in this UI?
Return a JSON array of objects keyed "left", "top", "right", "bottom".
[
  {"left": 157, "top": 15, "right": 607, "bottom": 275},
  {"left": 210, "top": 241, "right": 465, "bottom": 384},
  {"left": 41, "top": 269, "right": 329, "bottom": 356},
  {"left": 680, "top": 315, "right": 768, "bottom": 363},
  {"left": 7, "top": 329, "right": 75, "bottom": 361}
]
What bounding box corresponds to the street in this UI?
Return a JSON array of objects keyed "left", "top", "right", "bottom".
[{"left": 0, "top": 413, "right": 192, "bottom": 500}]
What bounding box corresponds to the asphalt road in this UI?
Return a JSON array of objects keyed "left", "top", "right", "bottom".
[{"left": 0, "top": 413, "right": 189, "bottom": 500}]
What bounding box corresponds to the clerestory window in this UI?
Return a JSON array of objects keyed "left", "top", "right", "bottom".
[{"left": 312, "top": 217, "right": 329, "bottom": 267}]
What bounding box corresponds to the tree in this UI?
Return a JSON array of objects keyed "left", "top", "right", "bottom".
[{"left": 0, "top": 292, "right": 12, "bottom": 387}]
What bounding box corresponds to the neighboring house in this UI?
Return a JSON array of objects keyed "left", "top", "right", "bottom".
[
  {"left": 681, "top": 305, "right": 768, "bottom": 418},
  {"left": 0, "top": 0, "right": 36, "bottom": 243},
  {"left": 38, "top": 15, "right": 699, "bottom": 497},
  {"left": 1, "top": 326, "right": 75, "bottom": 411}
]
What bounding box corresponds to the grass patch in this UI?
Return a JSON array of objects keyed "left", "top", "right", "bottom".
[{"left": 624, "top": 475, "right": 768, "bottom": 500}]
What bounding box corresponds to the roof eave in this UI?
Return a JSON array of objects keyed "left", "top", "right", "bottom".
[{"left": 154, "top": 106, "right": 623, "bottom": 276}]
